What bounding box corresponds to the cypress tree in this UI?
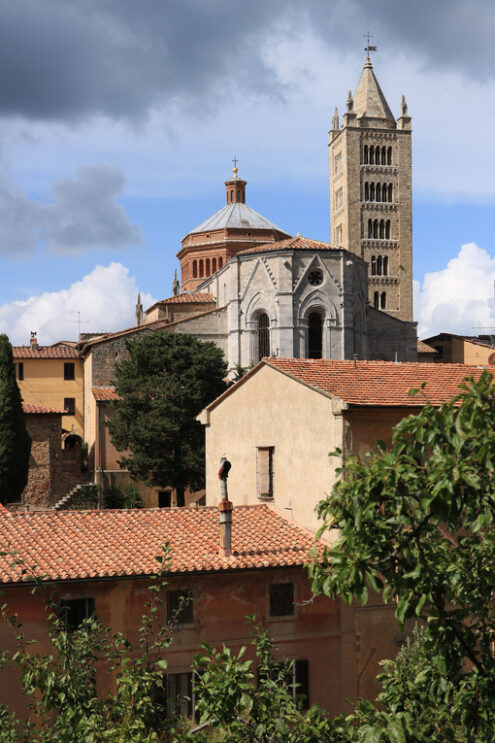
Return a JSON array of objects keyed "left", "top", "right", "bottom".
[{"left": 0, "top": 334, "right": 31, "bottom": 504}]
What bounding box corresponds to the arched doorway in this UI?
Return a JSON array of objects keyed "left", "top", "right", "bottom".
[
  {"left": 308, "top": 311, "right": 323, "bottom": 359},
  {"left": 257, "top": 313, "right": 270, "bottom": 361}
]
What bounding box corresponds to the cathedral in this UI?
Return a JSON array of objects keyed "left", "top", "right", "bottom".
[{"left": 140, "top": 55, "right": 417, "bottom": 368}]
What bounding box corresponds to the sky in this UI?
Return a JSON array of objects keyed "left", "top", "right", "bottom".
[{"left": 1, "top": 0, "right": 495, "bottom": 344}]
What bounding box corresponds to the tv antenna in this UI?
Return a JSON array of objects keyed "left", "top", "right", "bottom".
[{"left": 67, "top": 310, "right": 90, "bottom": 338}]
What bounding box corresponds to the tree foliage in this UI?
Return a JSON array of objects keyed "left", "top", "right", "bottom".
[
  {"left": 109, "top": 332, "right": 227, "bottom": 506},
  {"left": 0, "top": 334, "right": 31, "bottom": 505},
  {"left": 309, "top": 370, "right": 495, "bottom": 740}
]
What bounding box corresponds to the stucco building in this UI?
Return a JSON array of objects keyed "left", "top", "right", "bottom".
[{"left": 199, "top": 359, "right": 489, "bottom": 532}]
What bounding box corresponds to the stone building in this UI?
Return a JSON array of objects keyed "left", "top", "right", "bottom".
[{"left": 329, "top": 56, "right": 413, "bottom": 321}]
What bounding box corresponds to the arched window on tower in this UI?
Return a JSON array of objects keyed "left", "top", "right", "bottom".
[
  {"left": 387, "top": 146, "right": 392, "bottom": 165},
  {"left": 385, "top": 220, "right": 391, "bottom": 239},
  {"left": 308, "top": 311, "right": 323, "bottom": 359},
  {"left": 218, "top": 257, "right": 223, "bottom": 268},
  {"left": 379, "top": 220, "right": 384, "bottom": 239},
  {"left": 192, "top": 260, "right": 198, "bottom": 278},
  {"left": 371, "top": 256, "right": 377, "bottom": 275},
  {"left": 381, "top": 146, "right": 386, "bottom": 164},
  {"left": 370, "top": 183, "right": 375, "bottom": 201},
  {"left": 230, "top": 190, "right": 234, "bottom": 202},
  {"left": 257, "top": 313, "right": 270, "bottom": 361},
  {"left": 383, "top": 256, "right": 389, "bottom": 276},
  {"left": 373, "top": 291, "right": 379, "bottom": 309},
  {"left": 376, "top": 183, "right": 382, "bottom": 202},
  {"left": 363, "top": 145, "right": 368, "bottom": 164},
  {"left": 365, "top": 182, "right": 369, "bottom": 201},
  {"left": 376, "top": 256, "right": 383, "bottom": 276},
  {"left": 212, "top": 257, "right": 217, "bottom": 273},
  {"left": 373, "top": 219, "right": 378, "bottom": 238},
  {"left": 380, "top": 292, "right": 386, "bottom": 310},
  {"left": 199, "top": 259, "right": 204, "bottom": 278},
  {"left": 368, "top": 219, "right": 373, "bottom": 239},
  {"left": 370, "top": 146, "right": 375, "bottom": 165},
  {"left": 388, "top": 183, "right": 393, "bottom": 202}
]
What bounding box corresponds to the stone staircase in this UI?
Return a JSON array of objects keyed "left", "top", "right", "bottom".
[{"left": 52, "top": 484, "right": 99, "bottom": 511}]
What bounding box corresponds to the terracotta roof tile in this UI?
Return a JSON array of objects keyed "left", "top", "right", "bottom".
[
  {"left": 92, "top": 386, "right": 120, "bottom": 401},
  {"left": 13, "top": 345, "right": 80, "bottom": 359},
  {"left": 264, "top": 359, "right": 492, "bottom": 407},
  {"left": 0, "top": 506, "right": 316, "bottom": 585},
  {"left": 22, "top": 402, "right": 65, "bottom": 414},
  {"left": 157, "top": 293, "right": 216, "bottom": 305},
  {"left": 237, "top": 235, "right": 340, "bottom": 256}
]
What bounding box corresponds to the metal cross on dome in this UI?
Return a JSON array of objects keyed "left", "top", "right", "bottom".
[
  {"left": 363, "top": 31, "right": 377, "bottom": 55},
  {"left": 232, "top": 156, "right": 239, "bottom": 171}
]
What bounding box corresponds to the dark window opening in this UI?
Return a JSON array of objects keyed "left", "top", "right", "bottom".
[
  {"left": 385, "top": 220, "right": 391, "bottom": 239},
  {"left": 257, "top": 446, "right": 274, "bottom": 499},
  {"left": 363, "top": 144, "right": 368, "bottom": 163},
  {"left": 381, "top": 291, "right": 387, "bottom": 310},
  {"left": 258, "top": 659, "right": 309, "bottom": 709},
  {"left": 387, "top": 146, "right": 392, "bottom": 165},
  {"left": 64, "top": 362, "right": 75, "bottom": 380},
  {"left": 388, "top": 183, "right": 393, "bottom": 202},
  {"left": 269, "top": 582, "right": 294, "bottom": 617},
  {"left": 199, "top": 259, "right": 204, "bottom": 278},
  {"left": 17, "top": 362, "right": 24, "bottom": 381},
  {"left": 158, "top": 490, "right": 172, "bottom": 508},
  {"left": 383, "top": 256, "right": 389, "bottom": 276},
  {"left": 60, "top": 597, "right": 95, "bottom": 631},
  {"left": 192, "top": 260, "right": 198, "bottom": 278},
  {"left": 205, "top": 258, "right": 210, "bottom": 276},
  {"left": 373, "top": 291, "right": 379, "bottom": 309},
  {"left": 64, "top": 397, "right": 75, "bottom": 415},
  {"left": 166, "top": 672, "right": 196, "bottom": 719},
  {"left": 376, "top": 183, "right": 381, "bottom": 202},
  {"left": 257, "top": 313, "right": 270, "bottom": 361},
  {"left": 371, "top": 256, "right": 377, "bottom": 276},
  {"left": 369, "top": 146, "right": 374, "bottom": 164},
  {"left": 308, "top": 311, "right": 323, "bottom": 359},
  {"left": 218, "top": 257, "right": 223, "bottom": 268},
  {"left": 167, "top": 589, "right": 193, "bottom": 625},
  {"left": 212, "top": 257, "right": 217, "bottom": 272},
  {"left": 364, "top": 182, "right": 369, "bottom": 201}
]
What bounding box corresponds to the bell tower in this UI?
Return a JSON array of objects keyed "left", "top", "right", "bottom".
[{"left": 329, "top": 54, "right": 412, "bottom": 321}]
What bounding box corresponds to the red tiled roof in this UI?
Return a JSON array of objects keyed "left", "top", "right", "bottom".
[
  {"left": 157, "top": 293, "right": 215, "bottom": 305},
  {"left": 0, "top": 505, "right": 316, "bottom": 585},
  {"left": 13, "top": 345, "right": 80, "bottom": 359},
  {"left": 237, "top": 235, "right": 341, "bottom": 256},
  {"left": 264, "top": 359, "right": 491, "bottom": 407},
  {"left": 22, "top": 402, "right": 65, "bottom": 414},
  {"left": 417, "top": 340, "right": 437, "bottom": 354},
  {"left": 92, "top": 386, "right": 120, "bottom": 401}
]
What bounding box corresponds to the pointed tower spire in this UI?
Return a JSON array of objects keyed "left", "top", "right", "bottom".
[
  {"left": 172, "top": 269, "right": 180, "bottom": 296},
  {"left": 135, "top": 292, "right": 143, "bottom": 326},
  {"left": 352, "top": 56, "right": 395, "bottom": 125},
  {"left": 332, "top": 106, "right": 339, "bottom": 131}
]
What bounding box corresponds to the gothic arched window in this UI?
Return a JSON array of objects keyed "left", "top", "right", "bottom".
[
  {"left": 212, "top": 257, "right": 217, "bottom": 273},
  {"left": 382, "top": 146, "right": 386, "bottom": 164},
  {"left": 380, "top": 291, "right": 386, "bottom": 309},
  {"left": 199, "top": 259, "right": 204, "bottom": 278},
  {"left": 383, "top": 256, "right": 389, "bottom": 276},
  {"left": 379, "top": 220, "right": 384, "bottom": 239},
  {"left": 370, "top": 146, "right": 375, "bottom": 165},
  {"left": 373, "top": 291, "right": 379, "bottom": 309},
  {"left": 368, "top": 219, "right": 373, "bottom": 239},
  {"left": 257, "top": 313, "right": 270, "bottom": 361},
  {"left": 385, "top": 220, "right": 391, "bottom": 239},
  {"left": 388, "top": 183, "right": 393, "bottom": 202},
  {"left": 205, "top": 258, "right": 210, "bottom": 276},
  {"left": 387, "top": 146, "right": 392, "bottom": 165},
  {"left": 365, "top": 182, "right": 369, "bottom": 201},
  {"left": 370, "top": 183, "right": 375, "bottom": 201},
  {"left": 192, "top": 260, "right": 198, "bottom": 278},
  {"left": 376, "top": 183, "right": 382, "bottom": 202},
  {"left": 371, "top": 256, "right": 377, "bottom": 275},
  {"left": 373, "top": 219, "right": 378, "bottom": 238},
  {"left": 308, "top": 311, "right": 323, "bottom": 359},
  {"left": 376, "top": 256, "right": 383, "bottom": 276},
  {"left": 363, "top": 145, "right": 368, "bottom": 164}
]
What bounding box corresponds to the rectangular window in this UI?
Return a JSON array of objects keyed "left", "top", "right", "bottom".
[
  {"left": 166, "top": 672, "right": 196, "bottom": 719},
  {"left": 17, "top": 362, "right": 24, "bottom": 381},
  {"left": 258, "top": 659, "right": 309, "bottom": 708},
  {"left": 167, "top": 589, "right": 194, "bottom": 625},
  {"left": 269, "top": 583, "right": 294, "bottom": 617},
  {"left": 334, "top": 151, "right": 342, "bottom": 174},
  {"left": 256, "top": 446, "right": 274, "bottom": 500},
  {"left": 60, "top": 597, "right": 95, "bottom": 631},
  {"left": 64, "top": 397, "right": 76, "bottom": 415},
  {"left": 158, "top": 490, "right": 172, "bottom": 508},
  {"left": 64, "top": 362, "right": 75, "bottom": 380},
  {"left": 335, "top": 187, "right": 343, "bottom": 211},
  {"left": 335, "top": 224, "right": 343, "bottom": 245}
]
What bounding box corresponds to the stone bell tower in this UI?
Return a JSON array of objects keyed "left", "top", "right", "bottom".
[{"left": 329, "top": 55, "right": 412, "bottom": 321}]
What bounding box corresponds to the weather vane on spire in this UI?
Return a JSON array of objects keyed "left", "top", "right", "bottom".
[
  {"left": 232, "top": 156, "right": 239, "bottom": 175},
  {"left": 363, "top": 31, "right": 377, "bottom": 56}
]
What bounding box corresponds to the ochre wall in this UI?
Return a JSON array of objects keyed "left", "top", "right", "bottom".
[
  {"left": 203, "top": 365, "right": 344, "bottom": 532},
  {"left": 345, "top": 406, "right": 422, "bottom": 458},
  {"left": 17, "top": 358, "right": 83, "bottom": 439}
]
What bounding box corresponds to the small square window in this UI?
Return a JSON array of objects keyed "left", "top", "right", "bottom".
[
  {"left": 17, "top": 362, "right": 24, "bottom": 381},
  {"left": 64, "top": 397, "right": 75, "bottom": 415},
  {"left": 158, "top": 490, "right": 172, "bottom": 508},
  {"left": 60, "top": 597, "right": 95, "bottom": 631},
  {"left": 167, "top": 589, "right": 193, "bottom": 625},
  {"left": 269, "top": 583, "right": 294, "bottom": 617},
  {"left": 64, "top": 362, "right": 75, "bottom": 380}
]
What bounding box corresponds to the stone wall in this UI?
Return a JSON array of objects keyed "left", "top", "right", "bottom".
[{"left": 367, "top": 307, "right": 417, "bottom": 361}]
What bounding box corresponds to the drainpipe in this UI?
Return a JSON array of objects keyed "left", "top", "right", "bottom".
[{"left": 218, "top": 457, "right": 232, "bottom": 558}]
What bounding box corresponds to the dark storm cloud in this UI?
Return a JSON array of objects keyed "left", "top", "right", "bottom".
[
  {"left": 0, "top": 0, "right": 493, "bottom": 123},
  {"left": 0, "top": 166, "right": 141, "bottom": 255}
]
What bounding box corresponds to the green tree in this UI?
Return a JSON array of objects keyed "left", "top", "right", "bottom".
[
  {"left": 0, "top": 334, "right": 31, "bottom": 505},
  {"left": 109, "top": 332, "right": 227, "bottom": 507},
  {"left": 309, "top": 370, "right": 495, "bottom": 740}
]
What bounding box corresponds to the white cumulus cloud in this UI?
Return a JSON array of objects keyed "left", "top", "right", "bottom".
[
  {"left": 415, "top": 242, "right": 495, "bottom": 339},
  {"left": 0, "top": 263, "right": 155, "bottom": 345}
]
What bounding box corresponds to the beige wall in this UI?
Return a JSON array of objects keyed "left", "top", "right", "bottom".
[
  {"left": 202, "top": 365, "right": 345, "bottom": 531},
  {"left": 16, "top": 358, "right": 83, "bottom": 439}
]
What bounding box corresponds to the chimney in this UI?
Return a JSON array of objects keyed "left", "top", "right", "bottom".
[
  {"left": 218, "top": 456, "right": 233, "bottom": 558},
  {"left": 30, "top": 331, "right": 38, "bottom": 351}
]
